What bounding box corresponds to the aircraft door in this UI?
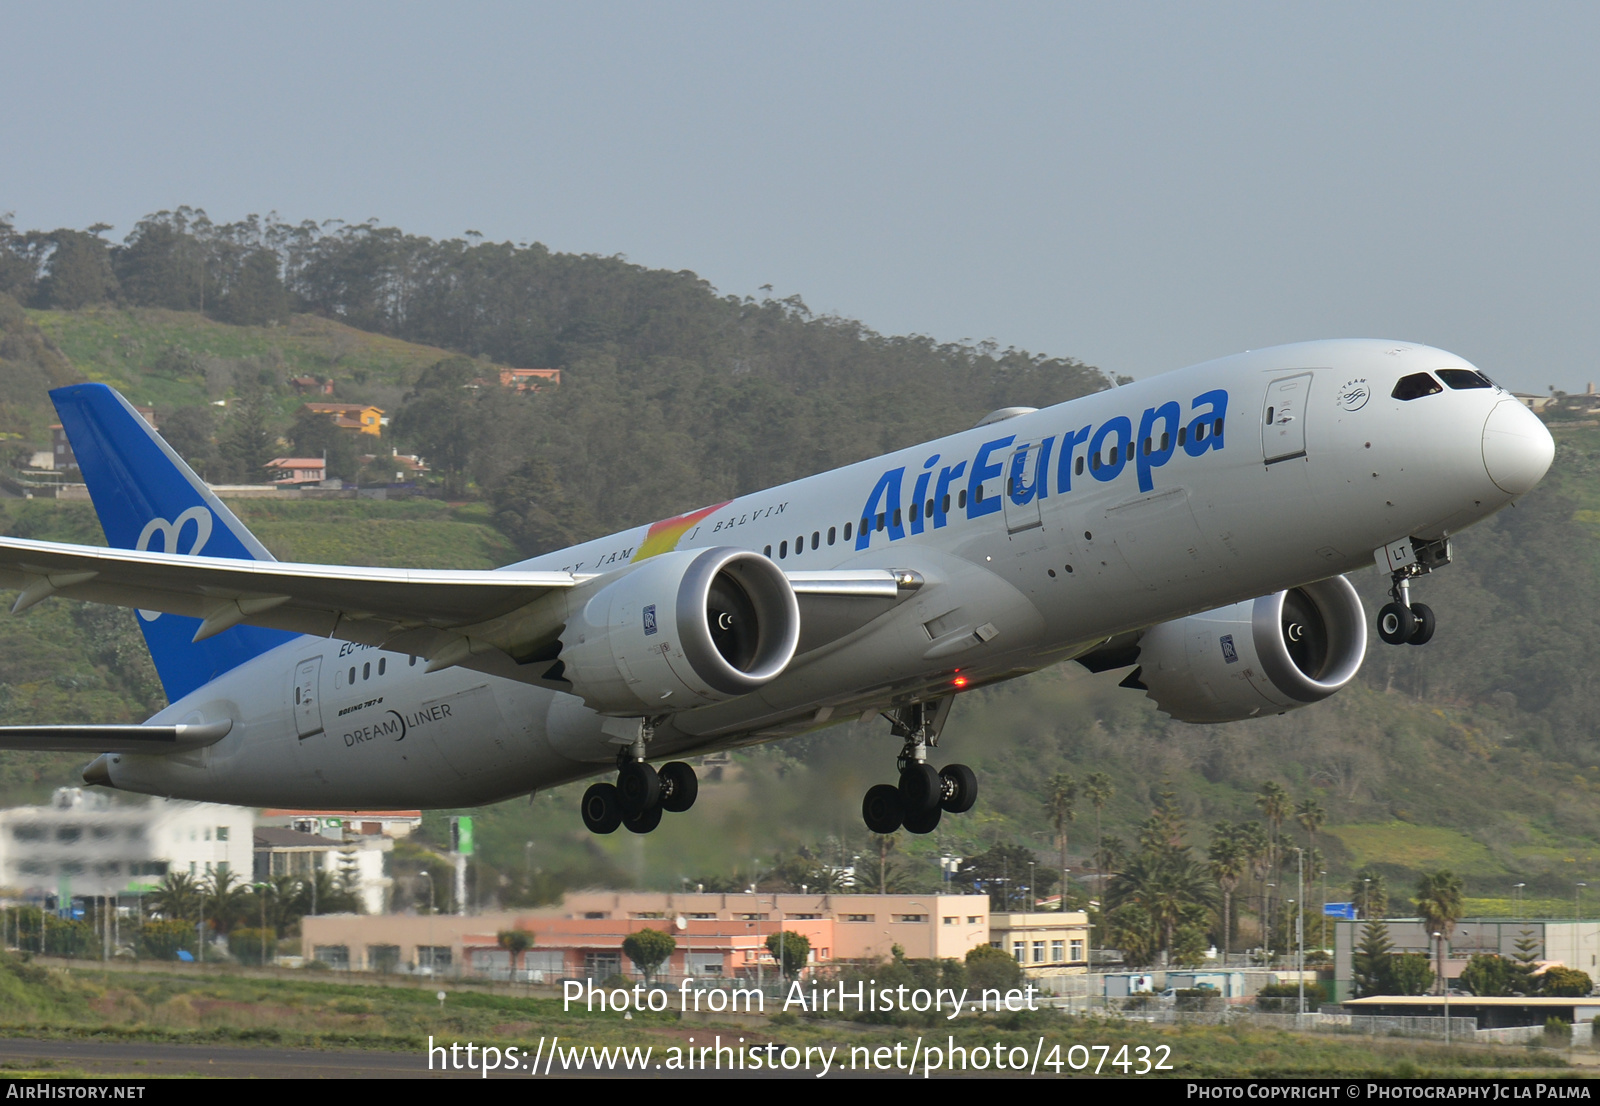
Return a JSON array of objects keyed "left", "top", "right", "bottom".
[
  {"left": 1263, "top": 373, "right": 1313, "bottom": 463},
  {"left": 1003, "top": 443, "right": 1045, "bottom": 534},
  {"left": 293, "top": 656, "right": 324, "bottom": 739}
]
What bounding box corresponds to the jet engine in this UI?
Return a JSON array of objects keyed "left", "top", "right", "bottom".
[
  {"left": 1131, "top": 576, "right": 1366, "bottom": 723},
  {"left": 555, "top": 547, "right": 800, "bottom": 716}
]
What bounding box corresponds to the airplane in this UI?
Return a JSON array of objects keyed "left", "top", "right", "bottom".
[{"left": 0, "top": 339, "right": 1554, "bottom": 837}]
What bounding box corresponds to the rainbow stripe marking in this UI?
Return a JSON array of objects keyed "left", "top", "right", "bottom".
[{"left": 631, "top": 501, "right": 731, "bottom": 562}]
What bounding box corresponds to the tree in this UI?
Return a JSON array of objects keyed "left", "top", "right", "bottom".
[
  {"left": 1352, "top": 920, "right": 1394, "bottom": 997},
  {"left": 1107, "top": 849, "right": 1216, "bottom": 966},
  {"left": 621, "top": 928, "right": 675, "bottom": 983},
  {"left": 497, "top": 929, "right": 534, "bottom": 974},
  {"left": 1460, "top": 953, "right": 1511, "bottom": 997},
  {"left": 1045, "top": 773, "right": 1077, "bottom": 909},
  {"left": 1541, "top": 966, "right": 1593, "bottom": 997},
  {"left": 965, "top": 943, "right": 1024, "bottom": 992},
  {"left": 147, "top": 871, "right": 202, "bottom": 922},
  {"left": 765, "top": 930, "right": 810, "bottom": 979},
  {"left": 1389, "top": 952, "right": 1435, "bottom": 996},
  {"left": 1207, "top": 822, "right": 1248, "bottom": 960},
  {"left": 1083, "top": 772, "right": 1114, "bottom": 885},
  {"left": 1414, "top": 870, "right": 1465, "bottom": 993},
  {"left": 955, "top": 844, "right": 1057, "bottom": 911},
  {"left": 217, "top": 248, "right": 289, "bottom": 325},
  {"left": 141, "top": 918, "right": 196, "bottom": 960},
  {"left": 216, "top": 374, "right": 276, "bottom": 483},
  {"left": 1255, "top": 782, "right": 1290, "bottom": 951},
  {"left": 392, "top": 357, "right": 484, "bottom": 497},
  {"left": 204, "top": 868, "right": 250, "bottom": 935},
  {"left": 1509, "top": 929, "right": 1542, "bottom": 995},
  {"left": 37, "top": 229, "right": 117, "bottom": 309},
  {"left": 1351, "top": 869, "right": 1389, "bottom": 920}
]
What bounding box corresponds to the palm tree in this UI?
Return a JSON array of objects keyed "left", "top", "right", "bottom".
[
  {"left": 1045, "top": 774, "right": 1077, "bottom": 909},
  {"left": 1083, "top": 772, "right": 1114, "bottom": 887},
  {"left": 204, "top": 868, "right": 250, "bottom": 936},
  {"left": 1255, "top": 782, "right": 1290, "bottom": 950},
  {"left": 1415, "top": 870, "right": 1465, "bottom": 994},
  {"left": 147, "top": 871, "right": 201, "bottom": 922},
  {"left": 1107, "top": 850, "right": 1218, "bottom": 965},
  {"left": 1207, "top": 823, "right": 1248, "bottom": 961}
]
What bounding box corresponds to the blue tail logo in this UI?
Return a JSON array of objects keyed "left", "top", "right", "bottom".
[{"left": 49, "top": 383, "right": 298, "bottom": 702}]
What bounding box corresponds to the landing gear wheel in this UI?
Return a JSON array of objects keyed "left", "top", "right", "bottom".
[
  {"left": 939, "top": 763, "right": 978, "bottom": 814},
  {"left": 1407, "top": 602, "right": 1436, "bottom": 646},
  {"left": 658, "top": 761, "right": 699, "bottom": 813},
  {"left": 616, "top": 761, "right": 660, "bottom": 814},
  {"left": 622, "top": 802, "right": 663, "bottom": 834},
  {"left": 899, "top": 762, "right": 942, "bottom": 815},
  {"left": 580, "top": 782, "right": 623, "bottom": 834},
  {"left": 902, "top": 804, "right": 943, "bottom": 835},
  {"left": 862, "top": 784, "right": 904, "bottom": 834},
  {"left": 1377, "top": 601, "right": 1416, "bottom": 646}
]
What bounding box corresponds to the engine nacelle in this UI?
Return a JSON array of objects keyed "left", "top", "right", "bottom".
[
  {"left": 558, "top": 547, "right": 800, "bottom": 716},
  {"left": 1134, "top": 576, "right": 1367, "bottom": 723}
]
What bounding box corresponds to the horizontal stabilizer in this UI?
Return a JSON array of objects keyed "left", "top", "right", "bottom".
[{"left": 0, "top": 719, "right": 233, "bottom": 753}]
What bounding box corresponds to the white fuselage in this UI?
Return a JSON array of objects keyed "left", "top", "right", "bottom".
[{"left": 105, "top": 339, "right": 1548, "bottom": 808}]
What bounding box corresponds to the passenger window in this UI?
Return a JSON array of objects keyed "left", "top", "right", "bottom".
[
  {"left": 1178, "top": 427, "right": 1187, "bottom": 447},
  {"left": 1215, "top": 417, "right": 1224, "bottom": 435},
  {"left": 893, "top": 509, "right": 902, "bottom": 528},
  {"left": 811, "top": 531, "right": 819, "bottom": 549},
  {"left": 974, "top": 486, "right": 984, "bottom": 502},
  {"left": 844, "top": 522, "right": 853, "bottom": 541},
  {"left": 1195, "top": 423, "right": 1206, "bottom": 442},
  {"left": 1075, "top": 456, "right": 1084, "bottom": 476},
  {"left": 910, "top": 502, "right": 920, "bottom": 523},
  {"left": 1090, "top": 452, "right": 1100, "bottom": 471},
  {"left": 780, "top": 540, "right": 788, "bottom": 558},
  {"left": 1392, "top": 372, "right": 1443, "bottom": 400},
  {"left": 1160, "top": 431, "right": 1169, "bottom": 451},
  {"left": 378, "top": 657, "right": 386, "bottom": 676},
  {"left": 827, "top": 527, "right": 836, "bottom": 545},
  {"left": 409, "top": 655, "right": 417, "bottom": 666},
  {"left": 794, "top": 535, "right": 803, "bottom": 555},
  {"left": 1438, "top": 368, "right": 1493, "bottom": 390},
  {"left": 860, "top": 517, "right": 869, "bottom": 536},
  {"left": 957, "top": 489, "right": 967, "bottom": 509},
  {"left": 1125, "top": 442, "right": 1135, "bottom": 462},
  {"left": 877, "top": 512, "right": 886, "bottom": 531},
  {"left": 348, "top": 667, "right": 356, "bottom": 684},
  {"left": 925, "top": 498, "right": 934, "bottom": 518},
  {"left": 363, "top": 662, "right": 370, "bottom": 680},
  {"left": 942, "top": 494, "right": 951, "bottom": 513},
  {"left": 764, "top": 545, "right": 772, "bottom": 557},
  {"left": 1266, "top": 406, "right": 1275, "bottom": 425}
]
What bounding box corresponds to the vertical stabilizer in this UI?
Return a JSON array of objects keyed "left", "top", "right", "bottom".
[{"left": 49, "top": 383, "right": 297, "bottom": 701}]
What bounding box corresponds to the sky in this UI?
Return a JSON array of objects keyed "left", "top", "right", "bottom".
[{"left": 3, "top": 1, "right": 1598, "bottom": 395}]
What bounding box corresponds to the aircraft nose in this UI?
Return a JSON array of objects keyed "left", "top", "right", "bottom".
[{"left": 1482, "top": 399, "right": 1554, "bottom": 496}]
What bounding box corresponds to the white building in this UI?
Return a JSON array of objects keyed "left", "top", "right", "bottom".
[{"left": 0, "top": 788, "right": 253, "bottom": 901}]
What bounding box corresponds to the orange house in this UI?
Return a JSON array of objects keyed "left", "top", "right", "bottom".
[{"left": 301, "top": 402, "right": 384, "bottom": 437}]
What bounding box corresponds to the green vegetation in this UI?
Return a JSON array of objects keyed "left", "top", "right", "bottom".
[{"left": 6, "top": 210, "right": 1600, "bottom": 957}]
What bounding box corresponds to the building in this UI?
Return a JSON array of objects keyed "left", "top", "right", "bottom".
[
  {"left": 989, "top": 911, "right": 1091, "bottom": 974},
  {"left": 300, "top": 890, "right": 992, "bottom": 978},
  {"left": 48, "top": 407, "right": 158, "bottom": 471},
  {"left": 252, "top": 825, "right": 394, "bottom": 914},
  {"left": 299, "top": 402, "right": 384, "bottom": 437},
  {"left": 263, "top": 457, "right": 327, "bottom": 485},
  {"left": 288, "top": 376, "right": 336, "bottom": 396},
  {"left": 497, "top": 368, "right": 561, "bottom": 391},
  {"left": 1330, "top": 917, "right": 1600, "bottom": 1001},
  {"left": 0, "top": 787, "right": 252, "bottom": 901},
  {"left": 258, "top": 809, "right": 421, "bottom": 839}
]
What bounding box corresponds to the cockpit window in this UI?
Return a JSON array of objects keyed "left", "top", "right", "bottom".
[
  {"left": 1437, "top": 368, "right": 1494, "bottom": 390},
  {"left": 1392, "top": 373, "right": 1444, "bottom": 401}
]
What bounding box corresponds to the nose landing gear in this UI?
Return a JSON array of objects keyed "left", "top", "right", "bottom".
[
  {"left": 1376, "top": 536, "right": 1449, "bottom": 646},
  {"left": 860, "top": 698, "right": 978, "bottom": 836}
]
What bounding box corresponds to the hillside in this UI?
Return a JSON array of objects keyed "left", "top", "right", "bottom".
[{"left": 0, "top": 210, "right": 1596, "bottom": 927}]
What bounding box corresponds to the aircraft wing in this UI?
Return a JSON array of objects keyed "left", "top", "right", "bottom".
[
  {"left": 0, "top": 534, "right": 580, "bottom": 643},
  {"left": 0, "top": 720, "right": 232, "bottom": 752}
]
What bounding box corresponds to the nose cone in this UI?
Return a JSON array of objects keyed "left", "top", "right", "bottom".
[{"left": 1482, "top": 399, "right": 1554, "bottom": 495}]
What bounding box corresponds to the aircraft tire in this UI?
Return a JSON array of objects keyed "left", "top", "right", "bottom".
[
  {"left": 939, "top": 763, "right": 978, "bottom": 814},
  {"left": 1407, "top": 603, "right": 1436, "bottom": 646},
  {"left": 902, "top": 804, "right": 942, "bottom": 835},
  {"left": 617, "top": 761, "right": 661, "bottom": 815},
  {"left": 658, "top": 761, "right": 699, "bottom": 813},
  {"left": 622, "top": 802, "right": 664, "bottom": 835},
  {"left": 581, "top": 782, "right": 624, "bottom": 834},
  {"left": 1377, "top": 602, "right": 1415, "bottom": 646},
  {"left": 899, "top": 762, "right": 942, "bottom": 814},
  {"left": 862, "top": 784, "right": 904, "bottom": 834}
]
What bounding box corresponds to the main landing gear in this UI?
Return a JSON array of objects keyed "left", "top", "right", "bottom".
[
  {"left": 861, "top": 699, "right": 977, "bottom": 836},
  {"left": 580, "top": 720, "right": 698, "bottom": 835},
  {"left": 1376, "top": 536, "right": 1450, "bottom": 647}
]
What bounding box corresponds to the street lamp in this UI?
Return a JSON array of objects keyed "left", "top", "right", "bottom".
[
  {"left": 1514, "top": 883, "right": 1525, "bottom": 920},
  {"left": 1434, "top": 931, "right": 1449, "bottom": 1044}
]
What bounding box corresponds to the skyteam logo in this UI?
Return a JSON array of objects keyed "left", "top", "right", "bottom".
[{"left": 135, "top": 506, "right": 214, "bottom": 621}]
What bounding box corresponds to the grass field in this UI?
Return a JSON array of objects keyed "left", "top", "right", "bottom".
[{"left": 0, "top": 957, "right": 1572, "bottom": 1077}]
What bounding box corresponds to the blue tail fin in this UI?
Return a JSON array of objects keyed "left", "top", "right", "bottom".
[{"left": 50, "top": 383, "right": 298, "bottom": 701}]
